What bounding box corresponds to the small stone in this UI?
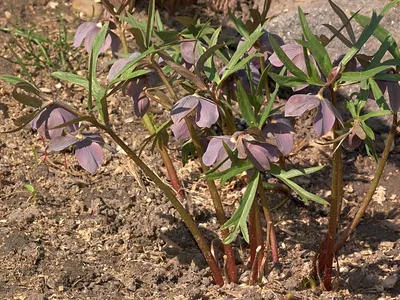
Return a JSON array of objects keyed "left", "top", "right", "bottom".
[
  {"left": 382, "top": 274, "right": 398, "bottom": 289},
  {"left": 39, "top": 87, "right": 52, "bottom": 93},
  {"left": 55, "top": 83, "right": 62, "bottom": 89},
  {"left": 5, "top": 11, "right": 11, "bottom": 19}
]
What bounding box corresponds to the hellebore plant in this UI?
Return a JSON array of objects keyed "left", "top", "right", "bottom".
[{"left": 1, "top": 0, "right": 399, "bottom": 292}]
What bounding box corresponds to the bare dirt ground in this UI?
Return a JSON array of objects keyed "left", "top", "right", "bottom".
[{"left": 0, "top": 0, "right": 399, "bottom": 299}]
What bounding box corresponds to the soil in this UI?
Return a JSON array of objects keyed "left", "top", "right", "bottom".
[{"left": 0, "top": 0, "right": 399, "bottom": 299}]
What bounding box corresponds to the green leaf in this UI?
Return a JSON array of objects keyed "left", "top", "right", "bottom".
[
  {"left": 206, "top": 162, "right": 253, "bottom": 185},
  {"left": 24, "top": 184, "right": 35, "bottom": 193},
  {"left": 236, "top": 80, "right": 256, "bottom": 125},
  {"left": 340, "top": 65, "right": 390, "bottom": 83},
  {"left": 380, "top": 0, "right": 400, "bottom": 16},
  {"left": 109, "top": 69, "right": 150, "bottom": 85},
  {"left": 88, "top": 22, "right": 109, "bottom": 119},
  {"left": 51, "top": 72, "right": 89, "bottom": 90},
  {"left": 228, "top": 10, "right": 249, "bottom": 38},
  {"left": 360, "top": 120, "right": 375, "bottom": 140},
  {"left": 353, "top": 13, "right": 400, "bottom": 59},
  {"left": 218, "top": 26, "right": 263, "bottom": 85},
  {"left": 145, "top": 0, "right": 156, "bottom": 47},
  {"left": 155, "top": 30, "right": 179, "bottom": 44},
  {"left": 270, "top": 165, "right": 324, "bottom": 179},
  {"left": 276, "top": 175, "right": 329, "bottom": 205},
  {"left": 268, "top": 72, "right": 308, "bottom": 88},
  {"left": 49, "top": 115, "right": 91, "bottom": 130},
  {"left": 341, "top": 11, "right": 381, "bottom": 66},
  {"left": 298, "top": 7, "right": 333, "bottom": 77},
  {"left": 269, "top": 34, "right": 308, "bottom": 80},
  {"left": 194, "top": 44, "right": 224, "bottom": 82},
  {"left": 359, "top": 109, "right": 392, "bottom": 121},
  {"left": 368, "top": 78, "right": 390, "bottom": 110},
  {"left": 322, "top": 23, "right": 353, "bottom": 48},
  {"left": 129, "top": 27, "right": 146, "bottom": 52},
  {"left": 328, "top": 0, "right": 355, "bottom": 43},
  {"left": 0, "top": 75, "right": 32, "bottom": 86},
  {"left": 221, "top": 171, "right": 260, "bottom": 244}
]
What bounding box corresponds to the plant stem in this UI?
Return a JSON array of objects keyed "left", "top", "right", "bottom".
[
  {"left": 249, "top": 196, "right": 264, "bottom": 284},
  {"left": 142, "top": 113, "right": 185, "bottom": 199},
  {"left": 318, "top": 87, "right": 343, "bottom": 291},
  {"left": 259, "top": 180, "right": 279, "bottom": 263},
  {"left": 186, "top": 121, "right": 238, "bottom": 283},
  {"left": 96, "top": 121, "right": 224, "bottom": 286},
  {"left": 334, "top": 114, "right": 397, "bottom": 253}
]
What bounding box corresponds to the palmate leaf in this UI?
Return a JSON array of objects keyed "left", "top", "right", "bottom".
[
  {"left": 340, "top": 65, "right": 391, "bottom": 83},
  {"left": 221, "top": 171, "right": 260, "bottom": 244},
  {"left": 328, "top": 0, "right": 356, "bottom": 43},
  {"left": 270, "top": 164, "right": 328, "bottom": 204},
  {"left": 52, "top": 72, "right": 89, "bottom": 90},
  {"left": 268, "top": 72, "right": 308, "bottom": 88},
  {"left": 206, "top": 160, "right": 253, "bottom": 185}
]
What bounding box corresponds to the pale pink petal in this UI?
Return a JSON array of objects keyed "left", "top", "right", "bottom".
[
  {"left": 171, "top": 118, "right": 190, "bottom": 140},
  {"left": 181, "top": 41, "right": 199, "bottom": 65},
  {"left": 170, "top": 95, "right": 199, "bottom": 124},
  {"left": 196, "top": 98, "right": 219, "bottom": 128},
  {"left": 203, "top": 136, "right": 234, "bottom": 167},
  {"left": 48, "top": 134, "right": 80, "bottom": 151},
  {"left": 73, "top": 22, "right": 97, "bottom": 47},
  {"left": 285, "top": 94, "right": 320, "bottom": 117},
  {"left": 314, "top": 101, "right": 336, "bottom": 137},
  {"left": 75, "top": 140, "right": 103, "bottom": 174}
]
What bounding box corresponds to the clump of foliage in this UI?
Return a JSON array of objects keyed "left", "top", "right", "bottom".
[{"left": 1, "top": 0, "right": 399, "bottom": 292}]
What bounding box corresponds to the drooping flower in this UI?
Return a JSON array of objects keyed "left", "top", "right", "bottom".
[
  {"left": 234, "top": 132, "right": 279, "bottom": 171},
  {"left": 73, "top": 22, "right": 120, "bottom": 54},
  {"left": 262, "top": 115, "right": 294, "bottom": 156},
  {"left": 370, "top": 79, "right": 400, "bottom": 113},
  {"left": 170, "top": 95, "right": 219, "bottom": 129},
  {"left": 108, "top": 52, "right": 159, "bottom": 118},
  {"left": 202, "top": 130, "right": 279, "bottom": 172},
  {"left": 31, "top": 104, "right": 79, "bottom": 139},
  {"left": 285, "top": 94, "right": 342, "bottom": 137},
  {"left": 203, "top": 136, "right": 236, "bottom": 171},
  {"left": 48, "top": 132, "right": 104, "bottom": 174},
  {"left": 269, "top": 43, "right": 321, "bottom": 91}
]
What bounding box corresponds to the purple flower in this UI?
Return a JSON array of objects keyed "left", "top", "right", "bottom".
[
  {"left": 108, "top": 52, "right": 160, "bottom": 118},
  {"left": 342, "top": 130, "right": 362, "bottom": 150},
  {"left": 73, "top": 22, "right": 120, "bottom": 54},
  {"left": 31, "top": 104, "right": 79, "bottom": 139},
  {"left": 203, "top": 131, "right": 279, "bottom": 172},
  {"left": 371, "top": 79, "right": 400, "bottom": 113},
  {"left": 269, "top": 43, "right": 321, "bottom": 91},
  {"left": 180, "top": 41, "right": 200, "bottom": 67},
  {"left": 170, "top": 95, "right": 219, "bottom": 129},
  {"left": 48, "top": 132, "right": 104, "bottom": 174},
  {"left": 262, "top": 116, "right": 294, "bottom": 156},
  {"left": 234, "top": 133, "right": 279, "bottom": 171},
  {"left": 203, "top": 136, "right": 236, "bottom": 171},
  {"left": 285, "top": 94, "right": 342, "bottom": 137}
]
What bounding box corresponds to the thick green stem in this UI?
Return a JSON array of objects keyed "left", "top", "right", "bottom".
[
  {"left": 96, "top": 122, "right": 224, "bottom": 286},
  {"left": 334, "top": 114, "right": 398, "bottom": 253},
  {"left": 142, "top": 114, "right": 185, "bottom": 199},
  {"left": 186, "top": 121, "right": 238, "bottom": 283}
]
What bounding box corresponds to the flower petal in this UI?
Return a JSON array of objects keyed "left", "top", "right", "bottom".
[
  {"left": 181, "top": 41, "right": 199, "bottom": 65},
  {"left": 314, "top": 100, "right": 336, "bottom": 137},
  {"left": 269, "top": 43, "right": 302, "bottom": 67},
  {"left": 83, "top": 27, "right": 100, "bottom": 53},
  {"left": 195, "top": 98, "right": 219, "bottom": 128},
  {"left": 265, "top": 122, "right": 293, "bottom": 156},
  {"left": 244, "top": 141, "right": 279, "bottom": 171},
  {"left": 171, "top": 118, "right": 190, "bottom": 140},
  {"left": 108, "top": 31, "right": 121, "bottom": 55},
  {"left": 170, "top": 95, "right": 199, "bottom": 124},
  {"left": 203, "top": 136, "right": 234, "bottom": 167},
  {"left": 108, "top": 52, "right": 141, "bottom": 81},
  {"left": 285, "top": 94, "right": 320, "bottom": 117},
  {"left": 133, "top": 96, "right": 150, "bottom": 118},
  {"left": 73, "top": 22, "right": 97, "bottom": 47},
  {"left": 75, "top": 139, "right": 103, "bottom": 174},
  {"left": 48, "top": 134, "right": 80, "bottom": 151}
]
